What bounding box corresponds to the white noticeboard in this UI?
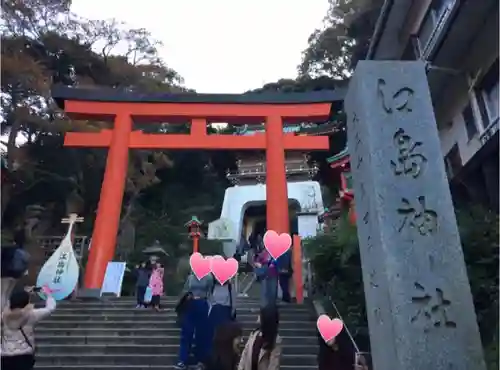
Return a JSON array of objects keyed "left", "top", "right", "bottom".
[{"left": 101, "top": 262, "right": 127, "bottom": 297}]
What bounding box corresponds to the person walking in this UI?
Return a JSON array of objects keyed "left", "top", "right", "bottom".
[
  {"left": 1, "top": 286, "right": 56, "bottom": 370},
  {"left": 206, "top": 321, "right": 243, "bottom": 370},
  {"left": 208, "top": 278, "right": 236, "bottom": 346},
  {"left": 174, "top": 272, "right": 214, "bottom": 370},
  {"left": 133, "top": 262, "right": 151, "bottom": 308},
  {"left": 254, "top": 249, "right": 278, "bottom": 308},
  {"left": 149, "top": 262, "right": 164, "bottom": 312},
  {"left": 238, "top": 305, "right": 281, "bottom": 370}
]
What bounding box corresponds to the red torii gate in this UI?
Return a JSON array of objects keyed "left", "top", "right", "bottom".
[{"left": 52, "top": 86, "right": 341, "bottom": 294}]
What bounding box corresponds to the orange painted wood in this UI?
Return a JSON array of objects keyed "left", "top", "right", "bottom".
[
  {"left": 193, "top": 236, "right": 199, "bottom": 254},
  {"left": 191, "top": 118, "right": 207, "bottom": 137},
  {"left": 266, "top": 116, "right": 290, "bottom": 234},
  {"left": 63, "top": 100, "right": 332, "bottom": 121},
  {"left": 64, "top": 131, "right": 329, "bottom": 150},
  {"left": 84, "top": 114, "right": 132, "bottom": 290},
  {"left": 292, "top": 234, "right": 304, "bottom": 304}
]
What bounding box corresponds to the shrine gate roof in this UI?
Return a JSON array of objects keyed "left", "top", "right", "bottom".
[{"left": 52, "top": 85, "right": 345, "bottom": 109}]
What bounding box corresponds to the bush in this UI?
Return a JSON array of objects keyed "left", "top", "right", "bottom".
[{"left": 306, "top": 205, "right": 499, "bottom": 363}]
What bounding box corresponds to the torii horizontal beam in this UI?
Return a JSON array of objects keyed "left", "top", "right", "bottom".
[
  {"left": 64, "top": 130, "right": 329, "bottom": 150},
  {"left": 52, "top": 85, "right": 345, "bottom": 124}
]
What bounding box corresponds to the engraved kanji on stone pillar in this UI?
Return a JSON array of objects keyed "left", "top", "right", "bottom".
[{"left": 346, "top": 61, "right": 485, "bottom": 370}]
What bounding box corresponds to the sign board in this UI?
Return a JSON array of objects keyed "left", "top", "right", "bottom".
[
  {"left": 208, "top": 218, "right": 235, "bottom": 240},
  {"left": 101, "top": 262, "right": 127, "bottom": 297}
]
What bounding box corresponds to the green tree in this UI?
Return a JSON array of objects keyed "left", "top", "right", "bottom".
[
  {"left": 305, "top": 204, "right": 499, "bottom": 366},
  {"left": 298, "top": 0, "right": 384, "bottom": 78}
]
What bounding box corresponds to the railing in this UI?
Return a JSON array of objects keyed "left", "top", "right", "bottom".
[
  {"left": 480, "top": 117, "right": 499, "bottom": 146},
  {"left": 234, "top": 249, "right": 257, "bottom": 297}
]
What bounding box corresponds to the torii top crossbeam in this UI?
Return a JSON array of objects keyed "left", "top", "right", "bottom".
[
  {"left": 53, "top": 86, "right": 344, "bottom": 150},
  {"left": 52, "top": 85, "right": 344, "bottom": 292}
]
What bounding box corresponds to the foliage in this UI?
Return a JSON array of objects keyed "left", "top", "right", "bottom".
[
  {"left": 0, "top": 0, "right": 236, "bottom": 286},
  {"left": 303, "top": 214, "right": 370, "bottom": 348},
  {"left": 456, "top": 206, "right": 499, "bottom": 370},
  {"left": 305, "top": 205, "right": 499, "bottom": 359},
  {"left": 298, "top": 0, "right": 384, "bottom": 79}
]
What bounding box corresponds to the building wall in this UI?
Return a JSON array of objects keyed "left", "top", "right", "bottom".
[
  {"left": 378, "top": 0, "right": 499, "bottom": 169},
  {"left": 369, "top": 0, "right": 498, "bottom": 211},
  {"left": 439, "top": 98, "right": 488, "bottom": 165},
  {"left": 219, "top": 181, "right": 324, "bottom": 242}
]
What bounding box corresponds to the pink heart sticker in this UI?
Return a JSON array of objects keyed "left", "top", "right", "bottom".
[
  {"left": 189, "top": 252, "right": 212, "bottom": 280},
  {"left": 263, "top": 230, "right": 292, "bottom": 260},
  {"left": 210, "top": 255, "right": 238, "bottom": 285},
  {"left": 317, "top": 315, "right": 344, "bottom": 342}
]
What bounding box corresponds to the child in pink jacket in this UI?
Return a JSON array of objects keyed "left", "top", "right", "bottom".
[{"left": 149, "top": 262, "right": 164, "bottom": 311}]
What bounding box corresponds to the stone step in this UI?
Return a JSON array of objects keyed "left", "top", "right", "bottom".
[
  {"left": 58, "top": 297, "right": 262, "bottom": 304},
  {"left": 35, "top": 366, "right": 315, "bottom": 370},
  {"left": 35, "top": 353, "right": 317, "bottom": 366},
  {"left": 35, "top": 327, "right": 317, "bottom": 336},
  {"left": 55, "top": 301, "right": 309, "bottom": 311},
  {"left": 35, "top": 335, "right": 319, "bottom": 346},
  {"left": 35, "top": 298, "right": 318, "bottom": 369},
  {"left": 37, "top": 343, "right": 318, "bottom": 356},
  {"left": 48, "top": 312, "right": 313, "bottom": 321},
  {"left": 37, "top": 320, "right": 313, "bottom": 330}
]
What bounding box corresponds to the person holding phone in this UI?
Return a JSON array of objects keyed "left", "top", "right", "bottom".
[
  {"left": 1, "top": 285, "right": 56, "bottom": 370},
  {"left": 317, "top": 328, "right": 357, "bottom": 370}
]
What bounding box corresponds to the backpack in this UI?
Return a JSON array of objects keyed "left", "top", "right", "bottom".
[
  {"left": 1, "top": 247, "right": 30, "bottom": 279},
  {"left": 175, "top": 292, "right": 193, "bottom": 327}
]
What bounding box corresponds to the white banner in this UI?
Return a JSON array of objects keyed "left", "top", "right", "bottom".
[
  {"left": 36, "top": 233, "right": 79, "bottom": 301},
  {"left": 101, "top": 262, "right": 127, "bottom": 297}
]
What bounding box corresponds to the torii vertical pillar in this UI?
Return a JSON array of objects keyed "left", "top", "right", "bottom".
[
  {"left": 84, "top": 115, "right": 132, "bottom": 290},
  {"left": 265, "top": 116, "right": 290, "bottom": 234}
]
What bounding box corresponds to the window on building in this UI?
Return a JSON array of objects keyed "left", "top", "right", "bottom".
[
  {"left": 475, "top": 59, "right": 499, "bottom": 129},
  {"left": 444, "top": 144, "right": 462, "bottom": 179},
  {"left": 463, "top": 102, "right": 478, "bottom": 140},
  {"left": 402, "top": 36, "right": 418, "bottom": 60},
  {"left": 418, "top": 0, "right": 456, "bottom": 57}
]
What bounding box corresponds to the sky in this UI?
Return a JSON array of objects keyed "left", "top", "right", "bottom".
[{"left": 70, "top": 0, "right": 329, "bottom": 93}]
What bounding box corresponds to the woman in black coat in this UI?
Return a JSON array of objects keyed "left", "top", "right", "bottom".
[{"left": 206, "top": 321, "right": 243, "bottom": 370}]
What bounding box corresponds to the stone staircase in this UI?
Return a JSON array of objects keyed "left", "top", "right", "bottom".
[{"left": 35, "top": 296, "right": 319, "bottom": 369}]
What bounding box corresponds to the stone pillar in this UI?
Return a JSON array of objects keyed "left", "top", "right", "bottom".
[
  {"left": 297, "top": 211, "right": 319, "bottom": 239},
  {"left": 346, "top": 61, "right": 485, "bottom": 370}
]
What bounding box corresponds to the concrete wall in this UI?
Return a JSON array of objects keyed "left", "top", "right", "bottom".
[
  {"left": 439, "top": 114, "right": 482, "bottom": 165},
  {"left": 369, "top": 0, "right": 498, "bottom": 171},
  {"left": 219, "top": 181, "right": 324, "bottom": 242}
]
